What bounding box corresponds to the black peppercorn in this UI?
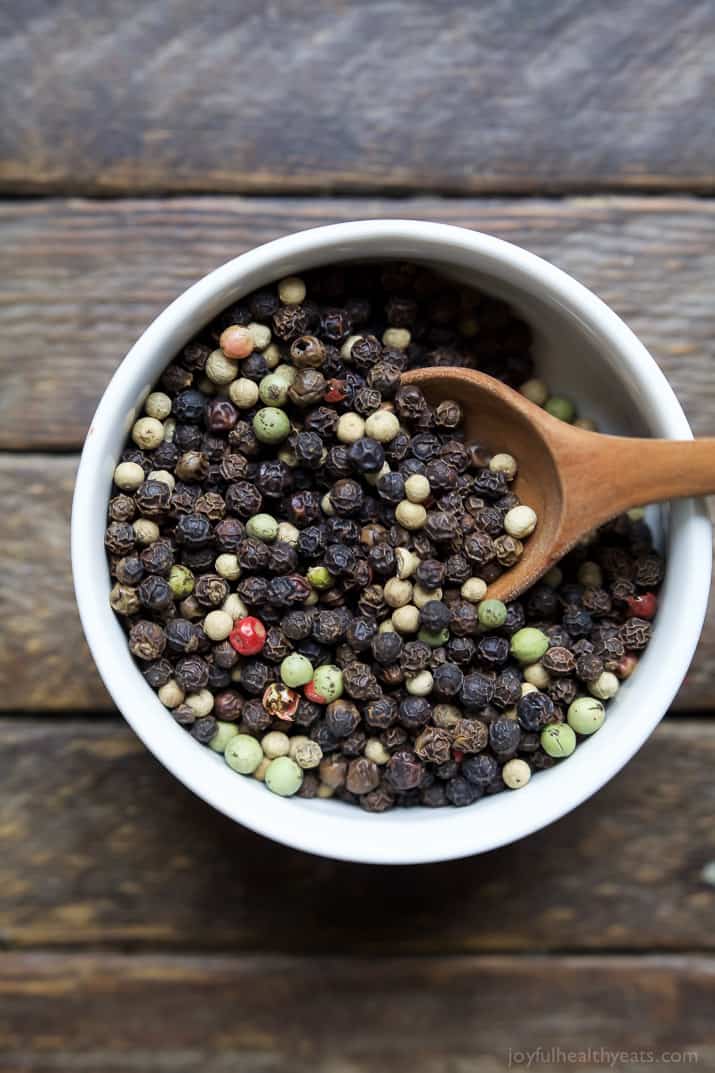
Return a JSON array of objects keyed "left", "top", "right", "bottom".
[
  {"left": 398, "top": 696, "right": 431, "bottom": 730},
  {"left": 105, "top": 521, "right": 136, "bottom": 556},
  {"left": 445, "top": 776, "right": 481, "bottom": 807},
  {"left": 517, "top": 691, "right": 555, "bottom": 731},
  {"left": 143, "top": 658, "right": 173, "bottom": 688},
  {"left": 115, "top": 556, "right": 145, "bottom": 586},
  {"left": 489, "top": 717, "right": 521, "bottom": 756},
  {"left": 371, "top": 631, "right": 403, "bottom": 665}
]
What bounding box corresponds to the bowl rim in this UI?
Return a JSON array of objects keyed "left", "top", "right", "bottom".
[{"left": 71, "top": 219, "right": 712, "bottom": 864}]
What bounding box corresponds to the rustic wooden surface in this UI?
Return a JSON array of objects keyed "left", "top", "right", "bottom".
[
  {"left": 1, "top": 953, "right": 712, "bottom": 1073},
  {"left": 0, "top": 719, "right": 713, "bottom": 953},
  {"left": 1, "top": 1, "right": 714, "bottom": 1066},
  {"left": 1, "top": 1, "right": 713, "bottom": 196},
  {"left": 1, "top": 196, "right": 713, "bottom": 450}
]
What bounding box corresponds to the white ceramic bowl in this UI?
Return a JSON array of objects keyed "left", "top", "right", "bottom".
[{"left": 72, "top": 220, "right": 711, "bottom": 864}]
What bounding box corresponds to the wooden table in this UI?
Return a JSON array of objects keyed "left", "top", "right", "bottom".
[{"left": 1, "top": 3, "right": 714, "bottom": 1069}]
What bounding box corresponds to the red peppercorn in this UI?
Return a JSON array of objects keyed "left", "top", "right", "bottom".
[
  {"left": 324, "top": 379, "right": 347, "bottom": 403},
  {"left": 304, "top": 680, "right": 328, "bottom": 704},
  {"left": 452, "top": 748, "right": 465, "bottom": 764},
  {"left": 625, "top": 592, "right": 657, "bottom": 620},
  {"left": 262, "top": 683, "right": 300, "bottom": 722},
  {"left": 615, "top": 653, "right": 639, "bottom": 679},
  {"left": 229, "top": 616, "right": 267, "bottom": 656}
]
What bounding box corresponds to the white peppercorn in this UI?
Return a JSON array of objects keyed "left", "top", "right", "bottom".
[
  {"left": 404, "top": 474, "right": 431, "bottom": 503},
  {"left": 588, "top": 671, "right": 620, "bottom": 700},
  {"left": 406, "top": 670, "right": 434, "bottom": 696},
  {"left": 396, "top": 547, "right": 421, "bottom": 579},
  {"left": 277, "top": 521, "right": 300, "bottom": 546},
  {"left": 341, "top": 334, "right": 363, "bottom": 359},
  {"left": 229, "top": 378, "right": 259, "bottom": 408},
  {"left": 113, "top": 461, "right": 145, "bottom": 491},
  {"left": 461, "top": 577, "right": 487, "bottom": 603},
  {"left": 392, "top": 604, "right": 420, "bottom": 634},
  {"left": 395, "top": 500, "right": 427, "bottom": 530},
  {"left": 158, "top": 679, "right": 185, "bottom": 708},
  {"left": 185, "top": 689, "right": 214, "bottom": 718},
  {"left": 523, "top": 663, "right": 551, "bottom": 689},
  {"left": 336, "top": 412, "right": 366, "bottom": 443},
  {"left": 262, "top": 731, "right": 291, "bottom": 759},
  {"left": 365, "top": 410, "right": 400, "bottom": 443},
  {"left": 278, "top": 276, "right": 306, "bottom": 304},
  {"left": 222, "top": 593, "right": 249, "bottom": 620},
  {"left": 382, "top": 327, "right": 411, "bottom": 349},
  {"left": 133, "top": 518, "right": 160, "bottom": 545},
  {"left": 502, "top": 758, "right": 531, "bottom": 789},
  {"left": 206, "top": 349, "right": 239, "bottom": 385},
  {"left": 131, "top": 417, "right": 164, "bottom": 450},
  {"left": 384, "top": 577, "right": 413, "bottom": 608},
  {"left": 504, "top": 505, "right": 538, "bottom": 538},
  {"left": 489, "top": 453, "right": 518, "bottom": 480},
  {"left": 364, "top": 739, "right": 390, "bottom": 765},
  {"left": 247, "top": 322, "right": 272, "bottom": 350},
  {"left": 144, "top": 391, "right": 172, "bottom": 420},
  {"left": 203, "top": 610, "right": 234, "bottom": 642},
  {"left": 215, "top": 553, "right": 241, "bottom": 580}
]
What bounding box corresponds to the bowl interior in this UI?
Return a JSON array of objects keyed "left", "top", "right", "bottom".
[{"left": 73, "top": 223, "right": 711, "bottom": 863}]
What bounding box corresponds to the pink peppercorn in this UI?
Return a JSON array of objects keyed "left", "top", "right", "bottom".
[
  {"left": 229, "top": 616, "right": 266, "bottom": 656},
  {"left": 220, "top": 325, "right": 254, "bottom": 360}
]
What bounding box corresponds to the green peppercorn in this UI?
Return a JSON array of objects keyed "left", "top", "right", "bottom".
[
  {"left": 418, "top": 627, "right": 450, "bottom": 647},
  {"left": 246, "top": 513, "right": 279, "bottom": 541},
  {"left": 280, "top": 653, "right": 314, "bottom": 687},
  {"left": 540, "top": 723, "right": 577, "bottom": 758},
  {"left": 168, "top": 564, "right": 195, "bottom": 598},
  {"left": 209, "top": 721, "right": 239, "bottom": 754},
  {"left": 567, "top": 696, "right": 606, "bottom": 735},
  {"left": 510, "top": 627, "right": 550, "bottom": 663},
  {"left": 258, "top": 373, "right": 289, "bottom": 407},
  {"left": 307, "top": 565, "right": 333, "bottom": 590},
  {"left": 478, "top": 599, "right": 507, "bottom": 628},
  {"left": 312, "top": 664, "right": 344, "bottom": 702},
  {"left": 265, "top": 756, "right": 304, "bottom": 797},
  {"left": 253, "top": 407, "right": 291, "bottom": 444},
  {"left": 225, "top": 734, "right": 264, "bottom": 774},
  {"left": 545, "top": 396, "right": 576, "bottom": 423}
]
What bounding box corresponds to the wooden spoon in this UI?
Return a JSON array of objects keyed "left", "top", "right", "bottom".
[{"left": 401, "top": 366, "right": 715, "bottom": 602}]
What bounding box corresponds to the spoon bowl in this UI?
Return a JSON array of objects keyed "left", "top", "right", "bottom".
[{"left": 403, "top": 366, "right": 715, "bottom": 601}]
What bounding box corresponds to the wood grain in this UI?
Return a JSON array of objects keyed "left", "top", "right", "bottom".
[
  {"left": 0, "top": 196, "right": 713, "bottom": 450},
  {"left": 0, "top": 1, "right": 713, "bottom": 196},
  {"left": 0, "top": 719, "right": 713, "bottom": 951},
  {"left": 1, "top": 453, "right": 712, "bottom": 711},
  {"left": 0, "top": 952, "right": 712, "bottom": 1072}
]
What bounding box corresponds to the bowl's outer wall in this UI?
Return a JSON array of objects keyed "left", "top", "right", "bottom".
[{"left": 71, "top": 221, "right": 712, "bottom": 864}]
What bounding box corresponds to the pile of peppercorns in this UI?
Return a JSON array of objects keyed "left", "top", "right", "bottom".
[{"left": 106, "top": 262, "right": 662, "bottom": 809}]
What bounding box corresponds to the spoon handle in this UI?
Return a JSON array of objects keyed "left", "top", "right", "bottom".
[{"left": 559, "top": 433, "right": 715, "bottom": 547}]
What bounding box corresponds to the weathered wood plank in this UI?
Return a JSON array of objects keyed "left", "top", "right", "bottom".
[
  {"left": 0, "top": 196, "right": 713, "bottom": 450},
  {"left": 0, "top": 720, "right": 713, "bottom": 951},
  {"left": 0, "top": 953, "right": 712, "bottom": 1072},
  {"left": 0, "top": 1, "right": 713, "bottom": 195},
  {"left": 1, "top": 454, "right": 712, "bottom": 711}
]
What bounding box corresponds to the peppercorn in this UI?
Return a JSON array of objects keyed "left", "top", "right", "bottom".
[
  {"left": 386, "top": 750, "right": 423, "bottom": 792},
  {"left": 445, "top": 776, "right": 481, "bottom": 807},
  {"left": 397, "top": 695, "right": 430, "bottom": 730},
  {"left": 517, "top": 690, "right": 555, "bottom": 731},
  {"left": 489, "top": 717, "right": 521, "bottom": 756},
  {"left": 129, "top": 620, "right": 166, "bottom": 661}
]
